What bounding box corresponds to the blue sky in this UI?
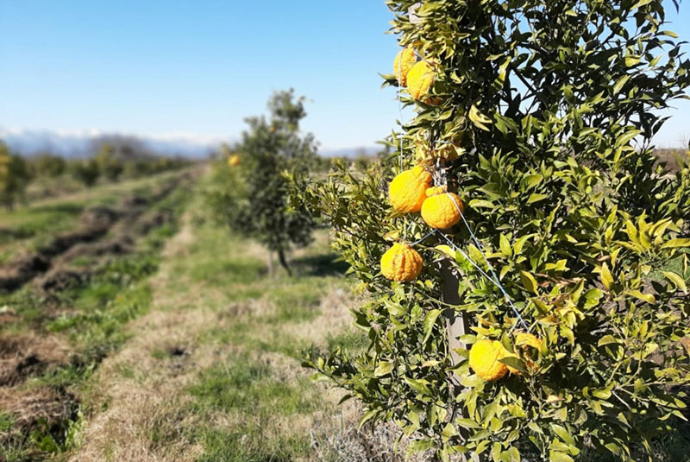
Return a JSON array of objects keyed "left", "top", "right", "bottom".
[{"left": 0, "top": 0, "right": 689, "bottom": 152}]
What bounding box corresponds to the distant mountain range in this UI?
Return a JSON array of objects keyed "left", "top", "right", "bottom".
[
  {"left": 0, "top": 128, "right": 380, "bottom": 159},
  {"left": 0, "top": 128, "right": 230, "bottom": 158}
]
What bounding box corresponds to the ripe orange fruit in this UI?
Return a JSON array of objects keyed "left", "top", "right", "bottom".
[
  {"left": 228, "top": 154, "right": 240, "bottom": 167},
  {"left": 407, "top": 61, "right": 436, "bottom": 102},
  {"left": 469, "top": 339, "right": 509, "bottom": 381},
  {"left": 421, "top": 186, "right": 464, "bottom": 229},
  {"left": 381, "top": 243, "right": 423, "bottom": 282},
  {"left": 389, "top": 166, "right": 433, "bottom": 213},
  {"left": 393, "top": 47, "right": 416, "bottom": 86}
]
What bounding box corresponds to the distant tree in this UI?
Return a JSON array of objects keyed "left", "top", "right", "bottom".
[
  {"left": 0, "top": 142, "right": 32, "bottom": 211},
  {"left": 95, "top": 144, "right": 124, "bottom": 182},
  {"left": 31, "top": 153, "right": 66, "bottom": 178},
  {"left": 70, "top": 159, "right": 100, "bottom": 188},
  {"left": 207, "top": 89, "right": 317, "bottom": 275},
  {"left": 123, "top": 159, "right": 151, "bottom": 178}
]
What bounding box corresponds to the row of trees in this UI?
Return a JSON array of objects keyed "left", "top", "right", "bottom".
[{"left": 0, "top": 140, "right": 190, "bottom": 211}]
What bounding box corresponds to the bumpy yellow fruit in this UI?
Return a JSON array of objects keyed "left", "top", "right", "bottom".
[
  {"left": 507, "top": 333, "right": 542, "bottom": 374},
  {"left": 389, "top": 166, "right": 433, "bottom": 213},
  {"left": 381, "top": 243, "right": 423, "bottom": 282},
  {"left": 421, "top": 186, "right": 464, "bottom": 229},
  {"left": 407, "top": 61, "right": 435, "bottom": 102},
  {"left": 469, "top": 339, "right": 509, "bottom": 381},
  {"left": 228, "top": 154, "right": 240, "bottom": 167},
  {"left": 394, "top": 47, "right": 416, "bottom": 86}
]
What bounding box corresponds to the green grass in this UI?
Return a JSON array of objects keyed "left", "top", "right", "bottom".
[
  {"left": 189, "top": 354, "right": 319, "bottom": 416},
  {"left": 0, "top": 170, "right": 189, "bottom": 263},
  {"left": 187, "top": 354, "right": 320, "bottom": 462},
  {"left": 142, "top": 183, "right": 356, "bottom": 461},
  {"left": 0, "top": 174, "right": 194, "bottom": 462}
]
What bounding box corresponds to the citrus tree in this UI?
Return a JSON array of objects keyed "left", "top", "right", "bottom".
[
  {"left": 31, "top": 153, "right": 66, "bottom": 178},
  {"left": 95, "top": 144, "right": 124, "bottom": 182},
  {"left": 0, "top": 141, "right": 32, "bottom": 211},
  {"left": 69, "top": 158, "right": 100, "bottom": 188},
  {"left": 297, "top": 1, "right": 690, "bottom": 460},
  {"left": 207, "top": 89, "right": 317, "bottom": 276}
]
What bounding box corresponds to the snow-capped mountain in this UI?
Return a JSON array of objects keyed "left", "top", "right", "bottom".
[{"left": 0, "top": 128, "right": 232, "bottom": 158}]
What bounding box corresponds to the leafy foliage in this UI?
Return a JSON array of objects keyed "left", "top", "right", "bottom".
[
  {"left": 95, "top": 144, "right": 124, "bottom": 182},
  {"left": 30, "top": 153, "right": 67, "bottom": 178},
  {"left": 296, "top": 0, "right": 690, "bottom": 460},
  {"left": 207, "top": 89, "right": 317, "bottom": 274},
  {"left": 0, "top": 141, "right": 32, "bottom": 210},
  {"left": 70, "top": 158, "right": 101, "bottom": 188}
]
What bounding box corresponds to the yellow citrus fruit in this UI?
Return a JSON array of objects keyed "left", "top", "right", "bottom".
[
  {"left": 228, "top": 154, "right": 240, "bottom": 167},
  {"left": 394, "top": 47, "right": 416, "bottom": 86},
  {"left": 381, "top": 243, "right": 423, "bottom": 282},
  {"left": 389, "top": 166, "right": 433, "bottom": 213},
  {"left": 421, "top": 187, "right": 464, "bottom": 229},
  {"left": 407, "top": 61, "right": 435, "bottom": 102},
  {"left": 469, "top": 339, "right": 509, "bottom": 381}
]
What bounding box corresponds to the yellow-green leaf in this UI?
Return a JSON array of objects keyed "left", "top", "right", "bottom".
[
  {"left": 600, "top": 263, "right": 613, "bottom": 290},
  {"left": 663, "top": 271, "right": 687, "bottom": 293},
  {"left": 521, "top": 270, "right": 538, "bottom": 294}
]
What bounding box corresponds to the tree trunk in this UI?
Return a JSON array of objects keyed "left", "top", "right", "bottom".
[
  {"left": 266, "top": 251, "right": 274, "bottom": 277},
  {"left": 277, "top": 248, "right": 292, "bottom": 277},
  {"left": 440, "top": 258, "right": 484, "bottom": 462}
]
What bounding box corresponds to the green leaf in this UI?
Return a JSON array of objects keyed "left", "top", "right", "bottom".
[
  {"left": 549, "top": 451, "right": 575, "bottom": 462},
  {"left": 469, "top": 105, "right": 492, "bottom": 131},
  {"left": 600, "top": 263, "right": 613, "bottom": 290},
  {"left": 527, "top": 193, "right": 549, "bottom": 204},
  {"left": 500, "top": 234, "right": 512, "bottom": 257},
  {"left": 469, "top": 199, "right": 495, "bottom": 209},
  {"left": 522, "top": 174, "right": 543, "bottom": 190},
  {"left": 663, "top": 271, "right": 688, "bottom": 293},
  {"left": 358, "top": 409, "right": 379, "bottom": 429},
  {"left": 551, "top": 424, "right": 575, "bottom": 446},
  {"left": 498, "top": 356, "right": 527, "bottom": 374},
  {"left": 455, "top": 418, "right": 481, "bottom": 429},
  {"left": 407, "top": 438, "right": 435, "bottom": 453},
  {"left": 598, "top": 335, "right": 620, "bottom": 347},
  {"left": 583, "top": 289, "right": 603, "bottom": 309},
  {"left": 592, "top": 389, "right": 611, "bottom": 399},
  {"left": 423, "top": 309, "right": 442, "bottom": 344},
  {"left": 661, "top": 238, "right": 690, "bottom": 248},
  {"left": 627, "top": 290, "right": 656, "bottom": 304},
  {"left": 375, "top": 361, "right": 394, "bottom": 377},
  {"left": 405, "top": 377, "right": 432, "bottom": 396},
  {"left": 521, "top": 270, "right": 538, "bottom": 294}
]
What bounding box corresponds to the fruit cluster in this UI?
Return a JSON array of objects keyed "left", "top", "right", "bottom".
[{"left": 383, "top": 47, "right": 541, "bottom": 382}]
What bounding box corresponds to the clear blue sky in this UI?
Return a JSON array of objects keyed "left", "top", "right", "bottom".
[{"left": 0, "top": 0, "right": 689, "bottom": 151}]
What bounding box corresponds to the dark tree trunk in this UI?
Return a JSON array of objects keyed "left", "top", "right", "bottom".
[{"left": 277, "top": 249, "right": 292, "bottom": 277}]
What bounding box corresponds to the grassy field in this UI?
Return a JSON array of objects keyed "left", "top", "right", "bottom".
[
  {"left": 0, "top": 171, "right": 190, "bottom": 265},
  {"left": 0, "top": 170, "right": 415, "bottom": 462}
]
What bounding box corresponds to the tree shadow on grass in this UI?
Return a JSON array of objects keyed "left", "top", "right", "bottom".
[
  {"left": 0, "top": 228, "right": 34, "bottom": 243},
  {"left": 292, "top": 252, "right": 349, "bottom": 277},
  {"left": 27, "top": 203, "right": 85, "bottom": 216}
]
